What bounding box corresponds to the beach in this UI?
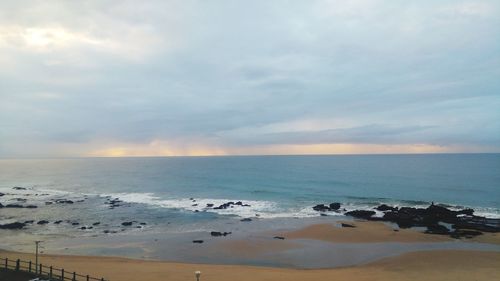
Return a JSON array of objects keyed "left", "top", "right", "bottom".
[{"left": 1, "top": 221, "right": 499, "bottom": 281}]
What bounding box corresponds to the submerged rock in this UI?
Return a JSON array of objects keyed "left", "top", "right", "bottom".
[
  {"left": 273, "top": 236, "right": 285, "bottom": 240},
  {"left": 240, "top": 218, "right": 252, "bottom": 222},
  {"left": 210, "top": 231, "right": 232, "bottom": 237},
  {"left": 341, "top": 223, "right": 356, "bottom": 228},
  {"left": 122, "top": 221, "right": 133, "bottom": 226},
  {"left": 0, "top": 222, "right": 26, "bottom": 229},
  {"left": 37, "top": 220, "right": 49, "bottom": 225},
  {"left": 192, "top": 240, "right": 204, "bottom": 243}
]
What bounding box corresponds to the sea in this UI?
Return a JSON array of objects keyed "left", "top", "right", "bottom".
[{"left": 0, "top": 154, "right": 499, "bottom": 265}]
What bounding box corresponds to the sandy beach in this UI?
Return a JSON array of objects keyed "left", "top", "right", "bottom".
[
  {"left": 1, "top": 221, "right": 499, "bottom": 281},
  {"left": 1, "top": 249, "right": 499, "bottom": 281}
]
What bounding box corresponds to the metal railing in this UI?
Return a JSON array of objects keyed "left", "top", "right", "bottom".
[{"left": 1, "top": 257, "right": 107, "bottom": 281}]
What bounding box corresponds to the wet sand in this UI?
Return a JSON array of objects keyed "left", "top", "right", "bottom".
[{"left": 1, "top": 249, "right": 499, "bottom": 281}]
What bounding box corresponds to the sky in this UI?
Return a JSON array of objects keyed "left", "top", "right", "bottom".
[{"left": 1, "top": 0, "right": 499, "bottom": 157}]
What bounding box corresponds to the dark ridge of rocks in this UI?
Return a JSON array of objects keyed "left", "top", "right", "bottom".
[
  {"left": 12, "top": 187, "right": 26, "bottom": 190},
  {"left": 37, "top": 220, "right": 49, "bottom": 225},
  {"left": 106, "top": 198, "right": 124, "bottom": 209},
  {"left": 343, "top": 203, "right": 500, "bottom": 239},
  {"left": 192, "top": 240, "right": 204, "bottom": 243},
  {"left": 210, "top": 231, "right": 232, "bottom": 237},
  {"left": 54, "top": 220, "right": 63, "bottom": 224},
  {"left": 240, "top": 218, "right": 252, "bottom": 222},
  {"left": 55, "top": 199, "right": 74, "bottom": 204},
  {"left": 312, "top": 203, "right": 341, "bottom": 212},
  {"left": 122, "top": 221, "right": 133, "bottom": 226},
  {"left": 345, "top": 210, "right": 376, "bottom": 220},
  {"left": 0, "top": 222, "right": 26, "bottom": 229},
  {"left": 213, "top": 201, "right": 251, "bottom": 210},
  {"left": 25, "top": 205, "right": 37, "bottom": 209},
  {"left": 24, "top": 220, "right": 34, "bottom": 224},
  {"left": 92, "top": 222, "right": 101, "bottom": 226},
  {"left": 273, "top": 236, "right": 285, "bottom": 240},
  {"left": 341, "top": 223, "right": 356, "bottom": 228},
  {"left": 5, "top": 204, "right": 24, "bottom": 208},
  {"left": 375, "top": 204, "right": 398, "bottom": 212}
]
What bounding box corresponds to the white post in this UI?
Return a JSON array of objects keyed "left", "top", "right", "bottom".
[
  {"left": 35, "top": 241, "right": 42, "bottom": 274},
  {"left": 195, "top": 271, "right": 201, "bottom": 281}
]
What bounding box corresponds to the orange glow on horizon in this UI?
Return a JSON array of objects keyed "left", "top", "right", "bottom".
[{"left": 86, "top": 142, "right": 461, "bottom": 157}]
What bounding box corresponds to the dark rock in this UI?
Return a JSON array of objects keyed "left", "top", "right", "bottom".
[
  {"left": 192, "top": 204, "right": 198, "bottom": 206},
  {"left": 12, "top": 187, "right": 26, "bottom": 190},
  {"left": 192, "top": 240, "right": 204, "bottom": 243},
  {"left": 14, "top": 198, "right": 27, "bottom": 202},
  {"left": 45, "top": 202, "right": 53, "bottom": 205},
  {"left": 375, "top": 204, "right": 398, "bottom": 212},
  {"left": 55, "top": 199, "right": 74, "bottom": 204},
  {"left": 206, "top": 203, "right": 214, "bottom": 208},
  {"left": 122, "top": 221, "right": 133, "bottom": 226},
  {"left": 0, "top": 203, "right": 3, "bottom": 208},
  {"left": 329, "top": 203, "right": 341, "bottom": 210},
  {"left": 240, "top": 218, "right": 252, "bottom": 222},
  {"left": 0, "top": 222, "right": 26, "bottom": 229},
  {"left": 273, "top": 236, "right": 285, "bottom": 240},
  {"left": 54, "top": 220, "right": 63, "bottom": 224},
  {"left": 425, "top": 224, "right": 450, "bottom": 235},
  {"left": 345, "top": 210, "right": 376, "bottom": 219},
  {"left": 72, "top": 222, "right": 80, "bottom": 226},
  {"left": 210, "top": 231, "right": 232, "bottom": 237},
  {"left": 450, "top": 229, "right": 483, "bottom": 239},
  {"left": 140, "top": 222, "right": 147, "bottom": 225},
  {"left": 26, "top": 205, "right": 37, "bottom": 209},
  {"left": 92, "top": 222, "right": 101, "bottom": 226},
  {"left": 341, "top": 223, "right": 355, "bottom": 228},
  {"left": 5, "top": 204, "right": 23, "bottom": 208},
  {"left": 312, "top": 204, "right": 330, "bottom": 212},
  {"left": 37, "top": 220, "right": 49, "bottom": 225},
  {"left": 320, "top": 213, "right": 328, "bottom": 217},
  {"left": 24, "top": 220, "right": 34, "bottom": 224},
  {"left": 0, "top": 192, "right": 5, "bottom": 196}
]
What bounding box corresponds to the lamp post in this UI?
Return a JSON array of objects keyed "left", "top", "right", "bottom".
[
  {"left": 195, "top": 270, "right": 201, "bottom": 281},
  {"left": 35, "top": 241, "right": 43, "bottom": 274}
]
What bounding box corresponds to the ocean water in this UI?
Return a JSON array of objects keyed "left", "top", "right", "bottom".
[{"left": 0, "top": 154, "right": 499, "bottom": 239}]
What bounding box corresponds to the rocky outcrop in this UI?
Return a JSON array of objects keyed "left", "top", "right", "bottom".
[
  {"left": 345, "top": 210, "right": 376, "bottom": 219},
  {"left": 210, "top": 231, "right": 231, "bottom": 237},
  {"left": 0, "top": 222, "right": 26, "bottom": 229},
  {"left": 312, "top": 202, "right": 342, "bottom": 212}
]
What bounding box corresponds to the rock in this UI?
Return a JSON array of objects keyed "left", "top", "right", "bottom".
[
  {"left": 329, "top": 203, "right": 341, "bottom": 210},
  {"left": 320, "top": 213, "right": 328, "bottom": 217},
  {"left": 192, "top": 240, "right": 204, "bottom": 243},
  {"left": 312, "top": 204, "right": 330, "bottom": 212},
  {"left": 450, "top": 229, "right": 483, "bottom": 239},
  {"left": 345, "top": 210, "right": 376, "bottom": 219},
  {"left": 12, "top": 187, "right": 26, "bottom": 190},
  {"left": 273, "top": 236, "right": 285, "bottom": 240},
  {"left": 206, "top": 203, "right": 214, "bottom": 208},
  {"left": 37, "top": 220, "right": 49, "bottom": 225},
  {"left": 5, "top": 204, "right": 23, "bottom": 208},
  {"left": 55, "top": 199, "right": 74, "bottom": 204},
  {"left": 375, "top": 204, "right": 398, "bottom": 212},
  {"left": 122, "top": 221, "right": 133, "bottom": 226},
  {"left": 45, "top": 202, "right": 53, "bottom": 205},
  {"left": 0, "top": 203, "right": 3, "bottom": 208},
  {"left": 341, "top": 223, "right": 355, "bottom": 228},
  {"left": 71, "top": 222, "right": 80, "bottom": 226},
  {"left": 140, "top": 222, "right": 147, "bottom": 225},
  {"left": 14, "top": 198, "right": 27, "bottom": 202},
  {"left": 0, "top": 222, "right": 26, "bottom": 229},
  {"left": 54, "top": 220, "right": 63, "bottom": 224},
  {"left": 240, "top": 218, "right": 252, "bottom": 222},
  {"left": 425, "top": 224, "right": 450, "bottom": 235},
  {"left": 24, "top": 220, "right": 34, "bottom": 224},
  {"left": 26, "top": 205, "right": 37, "bottom": 209},
  {"left": 0, "top": 192, "right": 5, "bottom": 196},
  {"left": 92, "top": 222, "right": 101, "bottom": 226},
  {"left": 210, "top": 231, "right": 232, "bottom": 237}
]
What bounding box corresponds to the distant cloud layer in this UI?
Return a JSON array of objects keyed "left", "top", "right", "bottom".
[{"left": 1, "top": 0, "right": 499, "bottom": 157}]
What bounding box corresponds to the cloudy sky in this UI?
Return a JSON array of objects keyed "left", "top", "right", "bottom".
[{"left": 1, "top": 0, "right": 499, "bottom": 157}]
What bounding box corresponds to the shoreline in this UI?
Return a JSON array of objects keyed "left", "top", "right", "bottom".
[{"left": 1, "top": 248, "right": 499, "bottom": 281}]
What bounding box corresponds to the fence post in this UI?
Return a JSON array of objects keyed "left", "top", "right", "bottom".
[
  {"left": 101, "top": 278, "right": 105, "bottom": 281},
  {"left": 16, "top": 259, "right": 20, "bottom": 271},
  {"left": 86, "top": 275, "right": 89, "bottom": 281},
  {"left": 50, "top": 266, "right": 53, "bottom": 279},
  {"left": 39, "top": 263, "right": 43, "bottom": 276},
  {"left": 29, "top": 260, "right": 32, "bottom": 272},
  {"left": 4, "top": 258, "right": 7, "bottom": 269},
  {"left": 73, "top": 271, "right": 76, "bottom": 281},
  {"left": 61, "top": 268, "right": 64, "bottom": 281}
]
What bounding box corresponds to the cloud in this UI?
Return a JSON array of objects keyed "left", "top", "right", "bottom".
[{"left": 0, "top": 0, "right": 499, "bottom": 157}]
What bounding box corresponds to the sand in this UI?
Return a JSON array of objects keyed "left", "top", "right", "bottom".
[
  {"left": 1, "top": 221, "right": 499, "bottom": 281},
  {"left": 1, "top": 249, "right": 499, "bottom": 281}
]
